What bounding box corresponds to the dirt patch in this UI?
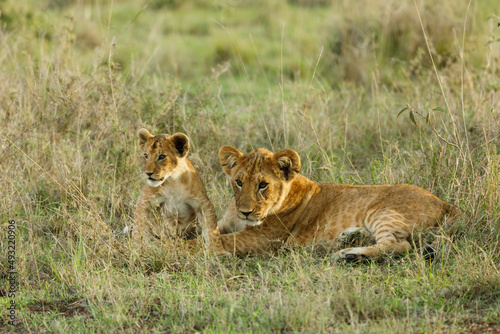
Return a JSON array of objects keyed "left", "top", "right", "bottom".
[{"left": 28, "top": 298, "right": 92, "bottom": 318}]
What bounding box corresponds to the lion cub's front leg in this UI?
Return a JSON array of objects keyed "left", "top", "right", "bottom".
[
  {"left": 198, "top": 211, "right": 229, "bottom": 255},
  {"left": 196, "top": 197, "right": 230, "bottom": 256},
  {"left": 131, "top": 191, "right": 157, "bottom": 241}
]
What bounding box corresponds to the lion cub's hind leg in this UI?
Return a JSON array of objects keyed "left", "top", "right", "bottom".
[
  {"left": 334, "top": 210, "right": 411, "bottom": 261},
  {"left": 337, "top": 227, "right": 376, "bottom": 249}
]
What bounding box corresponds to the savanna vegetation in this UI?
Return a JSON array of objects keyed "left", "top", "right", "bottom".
[{"left": 1, "top": 0, "right": 499, "bottom": 332}]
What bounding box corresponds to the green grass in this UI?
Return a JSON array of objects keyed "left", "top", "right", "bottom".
[{"left": 1, "top": 0, "right": 500, "bottom": 332}]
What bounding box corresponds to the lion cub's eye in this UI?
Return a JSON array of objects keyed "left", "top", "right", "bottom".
[
  {"left": 235, "top": 180, "right": 243, "bottom": 188},
  {"left": 259, "top": 182, "right": 268, "bottom": 190},
  {"left": 144, "top": 154, "right": 148, "bottom": 160},
  {"left": 158, "top": 154, "right": 166, "bottom": 161}
]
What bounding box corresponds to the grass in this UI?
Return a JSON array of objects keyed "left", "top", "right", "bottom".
[{"left": 1, "top": 0, "right": 499, "bottom": 332}]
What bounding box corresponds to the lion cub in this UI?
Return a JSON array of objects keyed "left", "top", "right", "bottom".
[
  {"left": 215, "top": 146, "right": 460, "bottom": 260},
  {"left": 131, "top": 128, "right": 225, "bottom": 254}
]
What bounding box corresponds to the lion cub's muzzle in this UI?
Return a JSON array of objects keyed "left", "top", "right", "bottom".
[
  {"left": 145, "top": 171, "right": 165, "bottom": 187},
  {"left": 145, "top": 171, "right": 163, "bottom": 181},
  {"left": 238, "top": 209, "right": 254, "bottom": 219},
  {"left": 236, "top": 208, "right": 263, "bottom": 225}
]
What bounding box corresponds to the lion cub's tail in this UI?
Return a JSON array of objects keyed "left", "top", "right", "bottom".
[
  {"left": 422, "top": 201, "right": 464, "bottom": 261},
  {"left": 442, "top": 202, "right": 462, "bottom": 220},
  {"left": 439, "top": 201, "right": 468, "bottom": 235}
]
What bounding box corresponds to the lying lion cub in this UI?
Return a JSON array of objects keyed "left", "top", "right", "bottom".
[
  {"left": 216, "top": 146, "right": 459, "bottom": 260},
  {"left": 131, "top": 128, "right": 226, "bottom": 254}
]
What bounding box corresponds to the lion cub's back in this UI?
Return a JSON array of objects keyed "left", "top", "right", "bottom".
[{"left": 316, "top": 183, "right": 455, "bottom": 238}]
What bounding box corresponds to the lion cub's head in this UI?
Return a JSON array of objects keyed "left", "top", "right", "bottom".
[
  {"left": 138, "top": 128, "right": 190, "bottom": 187},
  {"left": 219, "top": 146, "right": 301, "bottom": 225}
]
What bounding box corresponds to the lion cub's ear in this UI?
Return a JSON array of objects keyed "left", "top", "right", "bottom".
[
  {"left": 171, "top": 133, "right": 190, "bottom": 158},
  {"left": 219, "top": 146, "right": 243, "bottom": 175},
  {"left": 273, "top": 149, "right": 301, "bottom": 181},
  {"left": 138, "top": 128, "right": 153, "bottom": 149}
]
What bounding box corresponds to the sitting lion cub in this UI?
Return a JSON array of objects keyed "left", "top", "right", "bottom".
[
  {"left": 216, "top": 146, "right": 460, "bottom": 260},
  {"left": 131, "top": 128, "right": 225, "bottom": 254}
]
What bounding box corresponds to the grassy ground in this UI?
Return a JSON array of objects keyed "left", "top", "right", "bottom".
[{"left": 1, "top": 0, "right": 500, "bottom": 332}]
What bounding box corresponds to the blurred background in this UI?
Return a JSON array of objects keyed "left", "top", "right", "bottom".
[{"left": 3, "top": 0, "right": 499, "bottom": 86}]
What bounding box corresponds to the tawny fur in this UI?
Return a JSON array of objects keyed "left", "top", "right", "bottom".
[
  {"left": 131, "top": 128, "right": 226, "bottom": 254},
  {"left": 216, "top": 146, "right": 460, "bottom": 259}
]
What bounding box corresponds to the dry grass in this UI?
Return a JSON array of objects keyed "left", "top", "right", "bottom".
[{"left": 1, "top": 0, "right": 499, "bottom": 332}]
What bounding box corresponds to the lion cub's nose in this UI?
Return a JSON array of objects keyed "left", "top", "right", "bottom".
[
  {"left": 240, "top": 210, "right": 253, "bottom": 218},
  {"left": 146, "top": 172, "right": 154, "bottom": 176}
]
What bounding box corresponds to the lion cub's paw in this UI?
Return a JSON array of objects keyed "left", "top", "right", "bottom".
[
  {"left": 212, "top": 248, "right": 232, "bottom": 256},
  {"left": 337, "top": 227, "right": 375, "bottom": 248},
  {"left": 206, "top": 242, "right": 231, "bottom": 256},
  {"left": 332, "top": 247, "right": 367, "bottom": 262}
]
